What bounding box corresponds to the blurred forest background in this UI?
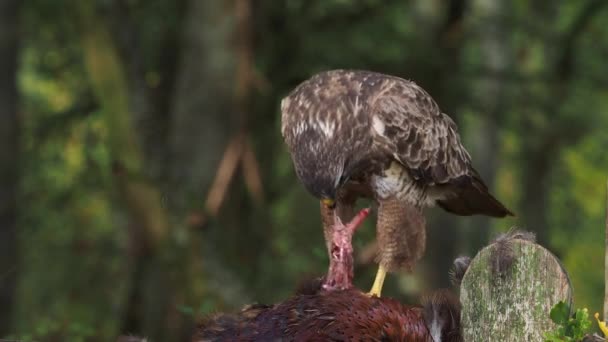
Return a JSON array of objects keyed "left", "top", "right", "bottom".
[{"left": 1, "top": 0, "right": 607, "bottom": 340}]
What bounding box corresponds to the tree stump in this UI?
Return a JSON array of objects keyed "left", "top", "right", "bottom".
[{"left": 460, "top": 237, "right": 572, "bottom": 341}]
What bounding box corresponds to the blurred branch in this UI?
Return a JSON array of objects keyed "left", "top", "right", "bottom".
[
  {"left": 198, "top": 0, "right": 264, "bottom": 226},
  {"left": 200, "top": 134, "right": 263, "bottom": 222},
  {"left": 204, "top": 133, "right": 245, "bottom": 217},
  {"left": 234, "top": 0, "right": 264, "bottom": 204},
  {"left": 242, "top": 141, "right": 264, "bottom": 203}
]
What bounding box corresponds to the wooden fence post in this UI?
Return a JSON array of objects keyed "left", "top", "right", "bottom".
[{"left": 460, "top": 235, "right": 573, "bottom": 341}]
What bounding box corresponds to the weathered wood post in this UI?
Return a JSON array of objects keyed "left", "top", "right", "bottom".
[{"left": 460, "top": 233, "right": 573, "bottom": 341}]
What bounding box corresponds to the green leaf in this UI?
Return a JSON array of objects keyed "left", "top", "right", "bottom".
[
  {"left": 569, "top": 308, "right": 592, "bottom": 339},
  {"left": 550, "top": 301, "right": 571, "bottom": 325},
  {"left": 543, "top": 331, "right": 564, "bottom": 341}
]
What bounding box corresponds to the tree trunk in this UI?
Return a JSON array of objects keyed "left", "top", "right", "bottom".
[
  {"left": 421, "top": 0, "right": 468, "bottom": 289},
  {"left": 462, "top": 0, "right": 513, "bottom": 249},
  {"left": 517, "top": 1, "right": 604, "bottom": 244},
  {"left": 76, "top": 3, "right": 179, "bottom": 340},
  {"left": 0, "top": 0, "right": 20, "bottom": 334},
  {"left": 520, "top": 150, "right": 551, "bottom": 243},
  {"left": 168, "top": 0, "right": 236, "bottom": 209},
  {"left": 169, "top": 0, "right": 255, "bottom": 307},
  {"left": 77, "top": 1, "right": 255, "bottom": 339}
]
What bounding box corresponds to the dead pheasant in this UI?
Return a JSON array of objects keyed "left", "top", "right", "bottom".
[
  {"left": 194, "top": 208, "right": 462, "bottom": 341},
  {"left": 194, "top": 287, "right": 460, "bottom": 341}
]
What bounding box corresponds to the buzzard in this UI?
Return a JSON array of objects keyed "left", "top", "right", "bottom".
[{"left": 281, "top": 70, "right": 513, "bottom": 297}]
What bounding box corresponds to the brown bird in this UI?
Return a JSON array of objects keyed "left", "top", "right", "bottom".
[
  {"left": 194, "top": 287, "right": 461, "bottom": 342},
  {"left": 281, "top": 70, "right": 513, "bottom": 297}
]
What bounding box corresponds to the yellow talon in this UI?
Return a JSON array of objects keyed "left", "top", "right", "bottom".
[
  {"left": 595, "top": 312, "right": 608, "bottom": 337},
  {"left": 368, "top": 265, "right": 387, "bottom": 297}
]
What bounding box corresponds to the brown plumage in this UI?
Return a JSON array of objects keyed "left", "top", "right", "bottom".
[
  {"left": 194, "top": 287, "right": 461, "bottom": 342},
  {"left": 281, "top": 70, "right": 513, "bottom": 294}
]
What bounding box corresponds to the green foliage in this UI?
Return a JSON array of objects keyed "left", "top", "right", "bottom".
[
  {"left": 4, "top": 0, "right": 608, "bottom": 341},
  {"left": 544, "top": 302, "right": 593, "bottom": 342}
]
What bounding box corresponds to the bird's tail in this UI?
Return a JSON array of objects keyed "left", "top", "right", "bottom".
[{"left": 437, "top": 175, "right": 514, "bottom": 218}]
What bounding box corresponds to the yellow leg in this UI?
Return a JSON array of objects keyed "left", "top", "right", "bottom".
[{"left": 368, "top": 264, "right": 387, "bottom": 297}]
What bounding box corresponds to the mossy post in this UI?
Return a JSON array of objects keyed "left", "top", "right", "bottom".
[{"left": 460, "top": 237, "right": 572, "bottom": 341}]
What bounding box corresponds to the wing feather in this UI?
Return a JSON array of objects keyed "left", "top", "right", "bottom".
[{"left": 370, "top": 79, "right": 472, "bottom": 185}]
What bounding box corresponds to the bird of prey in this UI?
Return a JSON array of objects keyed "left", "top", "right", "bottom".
[{"left": 281, "top": 70, "right": 513, "bottom": 297}]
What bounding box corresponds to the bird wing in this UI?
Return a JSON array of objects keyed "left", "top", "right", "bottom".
[
  {"left": 368, "top": 77, "right": 513, "bottom": 217},
  {"left": 369, "top": 79, "right": 473, "bottom": 186}
]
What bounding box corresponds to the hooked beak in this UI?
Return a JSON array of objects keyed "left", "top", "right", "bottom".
[{"left": 322, "top": 198, "right": 336, "bottom": 209}]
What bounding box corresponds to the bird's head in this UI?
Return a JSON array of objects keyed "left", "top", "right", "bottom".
[
  {"left": 294, "top": 154, "right": 347, "bottom": 209},
  {"left": 287, "top": 124, "right": 354, "bottom": 209}
]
